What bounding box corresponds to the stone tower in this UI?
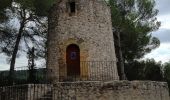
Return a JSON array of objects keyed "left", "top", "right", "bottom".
[
  {"left": 47, "top": 0, "right": 119, "bottom": 81},
  {"left": 46, "top": 0, "right": 170, "bottom": 100}
]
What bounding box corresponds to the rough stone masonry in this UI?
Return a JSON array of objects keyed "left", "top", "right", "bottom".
[{"left": 54, "top": 81, "right": 170, "bottom": 100}]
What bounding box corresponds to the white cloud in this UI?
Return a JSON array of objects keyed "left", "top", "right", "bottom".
[
  {"left": 0, "top": 63, "right": 9, "bottom": 71},
  {"left": 144, "top": 0, "right": 170, "bottom": 63},
  {"left": 0, "top": 54, "right": 9, "bottom": 71},
  {"left": 156, "top": 0, "right": 170, "bottom": 15},
  {"left": 152, "top": 28, "right": 170, "bottom": 43},
  {"left": 0, "top": 53, "right": 45, "bottom": 71},
  {"left": 144, "top": 43, "right": 170, "bottom": 63},
  {"left": 0, "top": 53, "right": 28, "bottom": 70},
  {"left": 157, "top": 14, "right": 170, "bottom": 30}
]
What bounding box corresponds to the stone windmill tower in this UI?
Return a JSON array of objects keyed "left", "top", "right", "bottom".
[
  {"left": 47, "top": 0, "right": 119, "bottom": 81},
  {"left": 47, "top": 0, "right": 170, "bottom": 100}
]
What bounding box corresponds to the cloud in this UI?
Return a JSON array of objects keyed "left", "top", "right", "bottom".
[
  {"left": 144, "top": 43, "right": 170, "bottom": 63},
  {"left": 152, "top": 28, "right": 170, "bottom": 43},
  {"left": 0, "top": 54, "right": 9, "bottom": 71},
  {"left": 151, "top": 1, "right": 170, "bottom": 45},
  {"left": 0, "top": 53, "right": 45, "bottom": 70},
  {"left": 0, "top": 53, "right": 28, "bottom": 70},
  {"left": 157, "top": 14, "right": 170, "bottom": 30},
  {"left": 156, "top": 0, "right": 170, "bottom": 15}
]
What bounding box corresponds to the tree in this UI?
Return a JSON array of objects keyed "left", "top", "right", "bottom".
[
  {"left": 109, "top": 0, "right": 160, "bottom": 61},
  {"left": 164, "top": 62, "right": 170, "bottom": 92},
  {"left": 0, "top": 0, "right": 11, "bottom": 22},
  {"left": 0, "top": 0, "right": 55, "bottom": 84},
  {"left": 27, "top": 47, "right": 36, "bottom": 83},
  {"left": 125, "top": 59, "right": 163, "bottom": 81},
  {"left": 124, "top": 60, "right": 145, "bottom": 80},
  {"left": 113, "top": 29, "right": 126, "bottom": 80},
  {"left": 143, "top": 59, "right": 163, "bottom": 81},
  {"left": 109, "top": 0, "right": 160, "bottom": 79},
  {"left": 164, "top": 62, "right": 170, "bottom": 81}
]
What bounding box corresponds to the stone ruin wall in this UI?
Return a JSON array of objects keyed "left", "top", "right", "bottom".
[
  {"left": 47, "top": 0, "right": 119, "bottom": 81},
  {"left": 0, "top": 81, "right": 169, "bottom": 100},
  {"left": 54, "top": 81, "right": 170, "bottom": 100},
  {"left": 0, "top": 84, "right": 52, "bottom": 100}
]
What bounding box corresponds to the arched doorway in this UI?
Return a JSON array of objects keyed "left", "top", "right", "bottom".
[{"left": 66, "top": 44, "right": 80, "bottom": 76}]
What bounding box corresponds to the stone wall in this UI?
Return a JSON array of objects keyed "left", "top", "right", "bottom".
[
  {"left": 47, "top": 0, "right": 119, "bottom": 82},
  {"left": 0, "top": 81, "right": 169, "bottom": 100},
  {"left": 0, "top": 85, "right": 28, "bottom": 100},
  {"left": 27, "top": 84, "right": 52, "bottom": 100},
  {"left": 54, "top": 81, "right": 170, "bottom": 100},
  {"left": 0, "top": 84, "right": 52, "bottom": 100}
]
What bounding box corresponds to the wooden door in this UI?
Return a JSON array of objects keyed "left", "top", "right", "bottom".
[{"left": 66, "top": 44, "right": 80, "bottom": 76}]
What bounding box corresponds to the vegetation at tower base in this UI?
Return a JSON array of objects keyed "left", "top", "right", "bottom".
[
  {"left": 164, "top": 62, "right": 170, "bottom": 93},
  {"left": 124, "top": 59, "right": 170, "bottom": 93},
  {"left": 125, "top": 59, "right": 163, "bottom": 81},
  {"left": 0, "top": 0, "right": 55, "bottom": 84},
  {"left": 0, "top": 68, "right": 49, "bottom": 86}
]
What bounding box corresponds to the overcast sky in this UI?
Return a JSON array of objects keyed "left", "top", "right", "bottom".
[
  {"left": 0, "top": 0, "right": 170, "bottom": 70},
  {"left": 144, "top": 0, "right": 170, "bottom": 63}
]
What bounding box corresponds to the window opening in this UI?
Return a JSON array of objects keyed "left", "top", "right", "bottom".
[{"left": 70, "top": 2, "right": 76, "bottom": 13}]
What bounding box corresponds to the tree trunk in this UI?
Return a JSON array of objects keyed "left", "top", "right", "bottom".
[
  {"left": 114, "top": 30, "right": 126, "bottom": 80},
  {"left": 9, "top": 21, "right": 25, "bottom": 85},
  {"left": 28, "top": 47, "right": 36, "bottom": 83},
  {"left": 117, "top": 31, "right": 126, "bottom": 80}
]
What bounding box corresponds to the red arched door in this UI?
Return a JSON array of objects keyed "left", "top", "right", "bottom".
[{"left": 66, "top": 44, "right": 80, "bottom": 76}]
